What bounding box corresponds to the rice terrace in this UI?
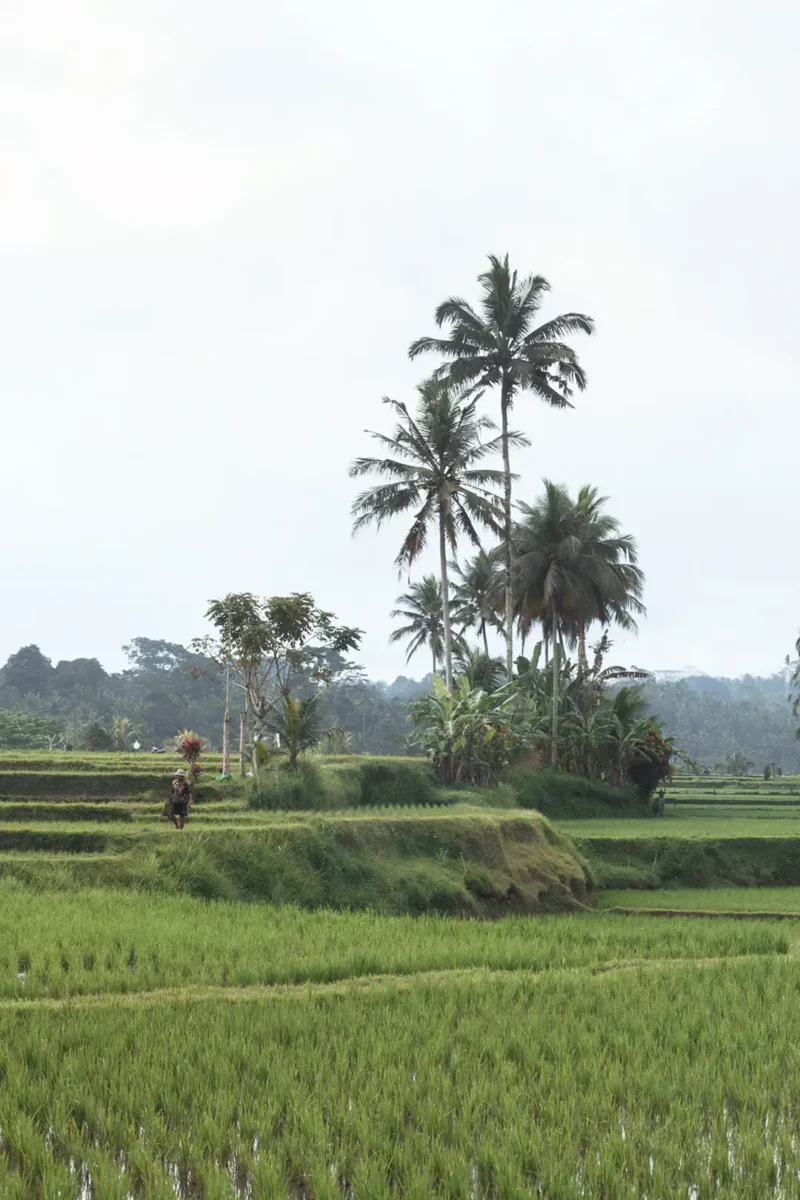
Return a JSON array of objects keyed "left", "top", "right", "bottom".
[{"left": 2, "top": 746, "right": 800, "bottom": 1198}]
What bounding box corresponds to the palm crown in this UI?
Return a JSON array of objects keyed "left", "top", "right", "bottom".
[
  {"left": 512, "top": 482, "right": 645, "bottom": 660},
  {"left": 350, "top": 379, "right": 526, "bottom": 688},
  {"left": 388, "top": 576, "right": 446, "bottom": 675},
  {"left": 449, "top": 548, "right": 505, "bottom": 655},
  {"left": 409, "top": 254, "right": 594, "bottom": 679},
  {"left": 510, "top": 480, "right": 645, "bottom": 763}
]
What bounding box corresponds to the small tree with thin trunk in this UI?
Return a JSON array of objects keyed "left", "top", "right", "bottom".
[{"left": 193, "top": 593, "right": 362, "bottom": 776}]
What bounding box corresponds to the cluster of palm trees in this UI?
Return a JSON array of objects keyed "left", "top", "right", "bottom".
[{"left": 350, "top": 254, "right": 644, "bottom": 708}]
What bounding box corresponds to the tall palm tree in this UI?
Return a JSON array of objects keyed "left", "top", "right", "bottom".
[
  {"left": 388, "top": 576, "right": 445, "bottom": 676},
  {"left": 511, "top": 481, "right": 646, "bottom": 764},
  {"left": 450, "top": 549, "right": 504, "bottom": 655},
  {"left": 409, "top": 254, "right": 594, "bottom": 680},
  {"left": 569, "top": 485, "right": 646, "bottom": 674},
  {"left": 350, "top": 381, "right": 523, "bottom": 688},
  {"left": 510, "top": 482, "right": 583, "bottom": 764}
]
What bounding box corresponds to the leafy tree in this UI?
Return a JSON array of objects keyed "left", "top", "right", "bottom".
[
  {"left": 0, "top": 711, "right": 63, "bottom": 750},
  {"left": 319, "top": 726, "right": 354, "bottom": 755},
  {"left": 111, "top": 715, "right": 139, "bottom": 752},
  {"left": 52, "top": 658, "right": 108, "bottom": 696},
  {"left": 565, "top": 485, "right": 645, "bottom": 673},
  {"left": 716, "top": 751, "right": 755, "bottom": 776},
  {"left": 0, "top": 645, "right": 54, "bottom": 699},
  {"left": 81, "top": 722, "right": 114, "bottom": 751},
  {"left": 513, "top": 635, "right": 661, "bottom": 792},
  {"left": 510, "top": 482, "right": 583, "bottom": 764},
  {"left": 409, "top": 254, "right": 594, "bottom": 679},
  {"left": 194, "top": 593, "right": 362, "bottom": 776},
  {"left": 350, "top": 381, "right": 517, "bottom": 689},
  {"left": 389, "top": 576, "right": 448, "bottom": 676},
  {"left": 450, "top": 549, "right": 504, "bottom": 655},
  {"left": 412, "top": 676, "right": 533, "bottom": 785}
]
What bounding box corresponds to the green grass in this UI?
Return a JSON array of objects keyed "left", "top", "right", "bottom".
[
  {"left": 0, "top": 810, "right": 592, "bottom": 914},
  {"left": 598, "top": 886, "right": 800, "bottom": 912},
  {"left": 560, "top": 815, "right": 800, "bottom": 837}
]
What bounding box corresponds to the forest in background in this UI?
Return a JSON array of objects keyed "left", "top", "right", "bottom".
[{"left": 0, "top": 641, "right": 797, "bottom": 771}]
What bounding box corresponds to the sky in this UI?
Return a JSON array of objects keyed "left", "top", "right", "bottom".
[{"left": 2, "top": 0, "right": 799, "bottom": 682}]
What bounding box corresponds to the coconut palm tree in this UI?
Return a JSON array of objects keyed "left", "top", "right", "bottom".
[
  {"left": 350, "top": 381, "right": 525, "bottom": 688},
  {"left": 557, "top": 485, "right": 645, "bottom": 674},
  {"left": 510, "top": 483, "right": 584, "bottom": 764},
  {"left": 389, "top": 576, "right": 446, "bottom": 676},
  {"left": 511, "top": 481, "right": 646, "bottom": 764},
  {"left": 111, "top": 715, "right": 139, "bottom": 752},
  {"left": 409, "top": 254, "right": 594, "bottom": 680},
  {"left": 450, "top": 549, "right": 505, "bottom": 655},
  {"left": 452, "top": 644, "right": 506, "bottom": 694}
]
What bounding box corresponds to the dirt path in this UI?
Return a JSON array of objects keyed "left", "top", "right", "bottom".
[{"left": 0, "top": 953, "right": 788, "bottom": 1013}]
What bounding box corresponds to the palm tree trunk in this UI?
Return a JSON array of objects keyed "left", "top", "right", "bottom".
[
  {"left": 481, "top": 621, "right": 489, "bottom": 657},
  {"left": 500, "top": 385, "right": 514, "bottom": 681},
  {"left": 551, "top": 598, "right": 559, "bottom": 767},
  {"left": 577, "top": 621, "right": 588, "bottom": 678},
  {"left": 439, "top": 511, "right": 454, "bottom": 691},
  {"left": 221, "top": 662, "right": 231, "bottom": 776}
]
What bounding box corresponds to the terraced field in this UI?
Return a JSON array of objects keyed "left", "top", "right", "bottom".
[{"left": 5, "top": 756, "right": 800, "bottom": 1196}]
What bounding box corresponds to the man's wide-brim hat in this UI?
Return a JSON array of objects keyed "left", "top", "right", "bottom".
[{"left": 173, "top": 769, "right": 187, "bottom": 778}]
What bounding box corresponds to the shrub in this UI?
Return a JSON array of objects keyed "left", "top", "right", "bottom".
[
  {"left": 81, "top": 723, "right": 115, "bottom": 752},
  {"left": 357, "top": 761, "right": 436, "bottom": 807},
  {"left": 247, "top": 761, "right": 328, "bottom": 810},
  {"left": 412, "top": 678, "right": 533, "bottom": 785},
  {"left": 506, "top": 767, "right": 640, "bottom": 818},
  {"left": 625, "top": 727, "right": 674, "bottom": 800},
  {"left": 0, "top": 712, "right": 64, "bottom": 750}
]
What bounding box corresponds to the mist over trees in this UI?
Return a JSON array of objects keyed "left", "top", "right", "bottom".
[
  {"left": 640, "top": 675, "right": 800, "bottom": 774},
  {"left": 0, "top": 640, "right": 428, "bottom": 755},
  {"left": 0, "top": 639, "right": 796, "bottom": 770}
]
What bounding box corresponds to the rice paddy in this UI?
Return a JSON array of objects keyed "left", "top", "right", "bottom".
[{"left": 4, "top": 756, "right": 800, "bottom": 1195}]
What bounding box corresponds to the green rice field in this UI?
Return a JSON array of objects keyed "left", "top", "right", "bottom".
[{"left": 4, "top": 756, "right": 800, "bottom": 1195}]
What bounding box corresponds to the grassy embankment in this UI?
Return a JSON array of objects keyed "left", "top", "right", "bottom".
[
  {"left": 0, "top": 753, "right": 593, "bottom": 914},
  {"left": 566, "top": 773, "right": 800, "bottom": 889},
  {"left": 2, "top": 755, "right": 800, "bottom": 897}
]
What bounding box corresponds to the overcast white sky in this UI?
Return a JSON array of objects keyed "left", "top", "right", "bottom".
[{"left": 2, "top": 0, "right": 798, "bottom": 681}]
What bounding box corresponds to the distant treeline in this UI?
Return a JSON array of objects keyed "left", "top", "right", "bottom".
[
  {"left": 641, "top": 675, "right": 800, "bottom": 774},
  {"left": 0, "top": 641, "right": 427, "bottom": 754},
  {"left": 0, "top": 643, "right": 796, "bottom": 770}
]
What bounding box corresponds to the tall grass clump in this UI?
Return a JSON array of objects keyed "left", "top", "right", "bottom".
[
  {"left": 507, "top": 766, "right": 640, "bottom": 817},
  {"left": 356, "top": 760, "right": 436, "bottom": 807},
  {"left": 246, "top": 761, "right": 328, "bottom": 810}
]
